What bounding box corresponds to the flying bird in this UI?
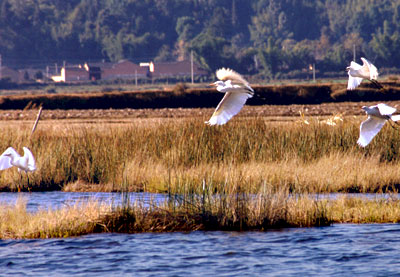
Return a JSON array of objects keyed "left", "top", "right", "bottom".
[
  {"left": 0, "top": 147, "right": 36, "bottom": 172},
  {"left": 357, "top": 103, "right": 400, "bottom": 147},
  {"left": 346, "top": 57, "right": 383, "bottom": 90},
  {"left": 205, "top": 68, "right": 254, "bottom": 125}
]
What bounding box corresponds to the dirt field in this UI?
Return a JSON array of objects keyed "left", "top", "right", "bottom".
[{"left": 2, "top": 100, "right": 400, "bottom": 121}]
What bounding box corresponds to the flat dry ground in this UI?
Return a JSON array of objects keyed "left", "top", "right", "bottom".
[{"left": 2, "top": 101, "right": 400, "bottom": 123}]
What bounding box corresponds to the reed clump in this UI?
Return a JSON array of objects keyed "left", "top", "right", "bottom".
[
  {"left": 328, "top": 195, "right": 400, "bottom": 223},
  {"left": 0, "top": 197, "right": 111, "bottom": 239},
  {"left": 0, "top": 187, "right": 330, "bottom": 238},
  {"left": 4, "top": 190, "right": 400, "bottom": 238},
  {"left": 1, "top": 116, "right": 400, "bottom": 193}
]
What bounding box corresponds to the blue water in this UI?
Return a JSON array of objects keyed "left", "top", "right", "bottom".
[
  {"left": 1, "top": 192, "right": 400, "bottom": 276},
  {"left": 0, "top": 191, "right": 395, "bottom": 213},
  {"left": 1, "top": 225, "right": 400, "bottom": 276},
  {"left": 0, "top": 191, "right": 168, "bottom": 213}
]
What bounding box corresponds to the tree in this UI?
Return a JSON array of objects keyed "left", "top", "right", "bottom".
[
  {"left": 256, "top": 37, "right": 283, "bottom": 79},
  {"left": 34, "top": 71, "right": 44, "bottom": 80},
  {"left": 370, "top": 20, "right": 400, "bottom": 67},
  {"left": 176, "top": 16, "right": 198, "bottom": 42},
  {"left": 249, "top": 1, "right": 292, "bottom": 47},
  {"left": 190, "top": 32, "right": 234, "bottom": 72}
]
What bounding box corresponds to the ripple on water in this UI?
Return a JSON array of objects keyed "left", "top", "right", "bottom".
[{"left": 0, "top": 226, "right": 400, "bottom": 275}]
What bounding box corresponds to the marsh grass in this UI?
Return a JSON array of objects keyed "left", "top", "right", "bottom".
[
  {"left": 3, "top": 190, "right": 400, "bottom": 238},
  {"left": 1, "top": 116, "right": 400, "bottom": 193},
  {"left": 0, "top": 187, "right": 331, "bottom": 238},
  {"left": 0, "top": 197, "right": 111, "bottom": 239},
  {"left": 328, "top": 195, "right": 400, "bottom": 223}
]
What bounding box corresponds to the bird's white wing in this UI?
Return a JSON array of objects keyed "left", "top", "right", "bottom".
[
  {"left": 216, "top": 68, "right": 248, "bottom": 84},
  {"left": 23, "top": 147, "right": 36, "bottom": 171},
  {"left": 377, "top": 103, "right": 396, "bottom": 116},
  {"left": 206, "top": 91, "right": 252, "bottom": 125},
  {"left": 390, "top": 115, "right": 400, "bottom": 122},
  {"left": 347, "top": 75, "right": 363, "bottom": 90},
  {"left": 357, "top": 117, "right": 387, "bottom": 147},
  {"left": 216, "top": 68, "right": 253, "bottom": 92},
  {"left": 0, "top": 147, "right": 18, "bottom": 170},
  {"left": 361, "top": 57, "right": 378, "bottom": 80},
  {"left": 349, "top": 61, "right": 362, "bottom": 70},
  {"left": 0, "top": 155, "right": 12, "bottom": 170}
]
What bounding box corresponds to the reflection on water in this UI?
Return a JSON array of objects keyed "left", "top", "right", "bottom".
[
  {"left": 1, "top": 224, "right": 400, "bottom": 276},
  {"left": 0, "top": 191, "right": 396, "bottom": 213},
  {"left": 0, "top": 191, "right": 168, "bottom": 213}
]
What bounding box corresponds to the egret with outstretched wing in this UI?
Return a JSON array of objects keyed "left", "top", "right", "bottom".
[
  {"left": 357, "top": 103, "right": 400, "bottom": 147},
  {"left": 206, "top": 68, "right": 254, "bottom": 125},
  {"left": 0, "top": 147, "right": 36, "bottom": 172},
  {"left": 347, "top": 57, "right": 382, "bottom": 90}
]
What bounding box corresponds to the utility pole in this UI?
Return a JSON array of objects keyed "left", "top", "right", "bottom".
[
  {"left": 309, "top": 64, "right": 316, "bottom": 82},
  {"left": 135, "top": 69, "right": 137, "bottom": 87},
  {"left": 353, "top": 44, "right": 356, "bottom": 62},
  {"left": 312, "top": 63, "right": 316, "bottom": 82},
  {"left": 191, "top": 50, "right": 194, "bottom": 84},
  {"left": 231, "top": 0, "right": 237, "bottom": 26}
]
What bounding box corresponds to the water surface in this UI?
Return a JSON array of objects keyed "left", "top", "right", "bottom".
[
  {"left": 1, "top": 192, "right": 399, "bottom": 276},
  {"left": 1, "top": 224, "right": 400, "bottom": 276},
  {"left": 0, "top": 191, "right": 395, "bottom": 213}
]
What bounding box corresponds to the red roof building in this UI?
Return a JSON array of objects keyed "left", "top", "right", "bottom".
[
  {"left": 151, "top": 60, "right": 208, "bottom": 78},
  {"left": 100, "top": 60, "right": 147, "bottom": 80}
]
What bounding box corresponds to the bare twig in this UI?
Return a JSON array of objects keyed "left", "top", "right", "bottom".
[{"left": 31, "top": 106, "right": 43, "bottom": 136}]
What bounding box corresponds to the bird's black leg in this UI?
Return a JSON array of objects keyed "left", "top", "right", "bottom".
[
  {"left": 18, "top": 173, "right": 22, "bottom": 192},
  {"left": 26, "top": 173, "right": 31, "bottom": 193},
  {"left": 369, "top": 79, "right": 384, "bottom": 90},
  {"left": 388, "top": 118, "right": 400, "bottom": 129}
]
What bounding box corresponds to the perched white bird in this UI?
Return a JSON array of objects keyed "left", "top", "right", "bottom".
[
  {"left": 0, "top": 147, "right": 36, "bottom": 172},
  {"left": 346, "top": 57, "right": 382, "bottom": 90},
  {"left": 206, "top": 68, "right": 254, "bottom": 125},
  {"left": 357, "top": 103, "right": 400, "bottom": 147}
]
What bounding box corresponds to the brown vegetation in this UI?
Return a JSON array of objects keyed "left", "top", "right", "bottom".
[
  {"left": 0, "top": 188, "right": 331, "bottom": 238},
  {"left": 1, "top": 97, "right": 400, "bottom": 237},
  {"left": 2, "top": 192, "right": 400, "bottom": 238},
  {"left": 1, "top": 81, "right": 400, "bottom": 110},
  {"left": 1, "top": 111, "right": 400, "bottom": 193}
]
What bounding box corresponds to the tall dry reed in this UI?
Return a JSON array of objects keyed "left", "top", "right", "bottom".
[
  {"left": 1, "top": 116, "right": 400, "bottom": 192},
  {"left": 3, "top": 189, "right": 400, "bottom": 238},
  {"left": 0, "top": 186, "right": 330, "bottom": 238},
  {"left": 0, "top": 197, "right": 110, "bottom": 239}
]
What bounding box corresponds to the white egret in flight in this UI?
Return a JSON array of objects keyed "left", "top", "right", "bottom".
[
  {"left": 206, "top": 68, "right": 254, "bottom": 125},
  {"left": 346, "top": 57, "right": 382, "bottom": 90},
  {"left": 357, "top": 103, "right": 400, "bottom": 147},
  {"left": 0, "top": 147, "right": 36, "bottom": 172}
]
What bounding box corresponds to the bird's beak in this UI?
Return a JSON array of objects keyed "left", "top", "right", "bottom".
[{"left": 209, "top": 83, "right": 216, "bottom": 87}]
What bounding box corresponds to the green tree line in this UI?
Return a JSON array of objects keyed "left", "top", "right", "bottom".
[{"left": 0, "top": 0, "right": 399, "bottom": 80}]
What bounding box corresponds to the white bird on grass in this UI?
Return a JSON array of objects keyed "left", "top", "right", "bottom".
[
  {"left": 357, "top": 103, "right": 400, "bottom": 147},
  {"left": 346, "top": 57, "right": 383, "bottom": 90},
  {"left": 206, "top": 68, "right": 254, "bottom": 125},
  {"left": 0, "top": 147, "right": 36, "bottom": 172}
]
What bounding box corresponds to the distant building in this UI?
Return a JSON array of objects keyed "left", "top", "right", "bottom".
[
  {"left": 51, "top": 65, "right": 89, "bottom": 82},
  {"left": 151, "top": 60, "right": 208, "bottom": 78},
  {"left": 0, "top": 66, "right": 19, "bottom": 82},
  {"left": 99, "top": 60, "right": 147, "bottom": 80},
  {"left": 49, "top": 59, "right": 208, "bottom": 83}
]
